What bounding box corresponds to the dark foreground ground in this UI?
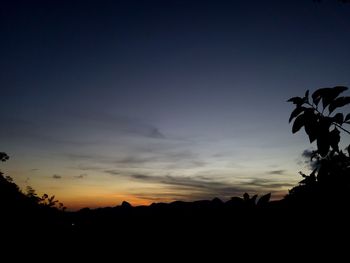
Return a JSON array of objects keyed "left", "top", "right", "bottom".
[{"left": 2, "top": 196, "right": 349, "bottom": 260}]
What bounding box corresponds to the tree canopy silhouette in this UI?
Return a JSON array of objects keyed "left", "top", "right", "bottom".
[
  {"left": 286, "top": 86, "right": 350, "bottom": 205},
  {"left": 0, "top": 152, "right": 66, "bottom": 214},
  {"left": 0, "top": 152, "right": 9, "bottom": 162}
]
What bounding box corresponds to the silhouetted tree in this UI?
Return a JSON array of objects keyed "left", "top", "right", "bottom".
[
  {"left": 0, "top": 152, "right": 9, "bottom": 162},
  {"left": 0, "top": 152, "right": 66, "bottom": 212},
  {"left": 286, "top": 86, "right": 350, "bottom": 205}
]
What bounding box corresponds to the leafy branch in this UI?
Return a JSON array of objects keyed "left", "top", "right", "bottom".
[
  {"left": 288, "top": 86, "right": 350, "bottom": 157},
  {"left": 304, "top": 101, "right": 350, "bottom": 135},
  {"left": 286, "top": 86, "right": 350, "bottom": 204},
  {"left": 0, "top": 152, "right": 9, "bottom": 162}
]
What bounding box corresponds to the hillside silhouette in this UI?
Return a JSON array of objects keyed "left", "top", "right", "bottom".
[{"left": 1, "top": 87, "right": 350, "bottom": 255}]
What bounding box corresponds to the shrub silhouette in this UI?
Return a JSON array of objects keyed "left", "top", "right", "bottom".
[
  {"left": 0, "top": 152, "right": 9, "bottom": 162},
  {"left": 0, "top": 152, "right": 66, "bottom": 215},
  {"left": 286, "top": 86, "right": 350, "bottom": 205},
  {"left": 242, "top": 192, "right": 271, "bottom": 208}
]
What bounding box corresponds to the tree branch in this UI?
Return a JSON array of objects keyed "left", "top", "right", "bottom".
[{"left": 306, "top": 102, "right": 350, "bottom": 135}]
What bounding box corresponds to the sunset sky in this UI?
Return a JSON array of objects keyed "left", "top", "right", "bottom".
[{"left": 1, "top": 0, "right": 350, "bottom": 210}]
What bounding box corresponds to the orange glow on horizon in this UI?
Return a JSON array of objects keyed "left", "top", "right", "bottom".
[
  {"left": 62, "top": 195, "right": 177, "bottom": 211},
  {"left": 61, "top": 190, "right": 289, "bottom": 211}
]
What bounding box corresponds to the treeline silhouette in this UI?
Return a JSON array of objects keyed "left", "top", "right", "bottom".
[
  {"left": 0, "top": 152, "right": 67, "bottom": 235},
  {"left": 1, "top": 87, "right": 350, "bottom": 254}
]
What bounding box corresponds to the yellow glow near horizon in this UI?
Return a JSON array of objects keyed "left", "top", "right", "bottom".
[{"left": 1, "top": 144, "right": 300, "bottom": 211}]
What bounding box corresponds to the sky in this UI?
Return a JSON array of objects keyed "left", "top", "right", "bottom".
[{"left": 1, "top": 0, "right": 350, "bottom": 210}]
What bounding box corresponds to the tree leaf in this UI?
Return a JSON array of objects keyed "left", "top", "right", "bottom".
[
  {"left": 323, "top": 88, "right": 339, "bottom": 108},
  {"left": 317, "top": 135, "right": 330, "bottom": 157},
  {"left": 292, "top": 114, "right": 305, "bottom": 134},
  {"left": 323, "top": 86, "right": 348, "bottom": 109},
  {"left": 329, "top": 128, "right": 340, "bottom": 152},
  {"left": 333, "top": 85, "right": 348, "bottom": 94},
  {"left": 329, "top": 96, "right": 350, "bottom": 113},
  {"left": 304, "top": 122, "right": 318, "bottom": 143},
  {"left": 326, "top": 86, "right": 347, "bottom": 106},
  {"left": 344, "top": 113, "right": 350, "bottom": 122},
  {"left": 287, "top": 97, "right": 303, "bottom": 105},
  {"left": 312, "top": 88, "right": 331, "bottom": 106},
  {"left": 304, "top": 90, "right": 309, "bottom": 103},
  {"left": 316, "top": 118, "right": 332, "bottom": 157},
  {"left": 303, "top": 109, "right": 318, "bottom": 143},
  {"left": 289, "top": 106, "right": 306, "bottom": 123},
  {"left": 332, "top": 113, "right": 344, "bottom": 124}
]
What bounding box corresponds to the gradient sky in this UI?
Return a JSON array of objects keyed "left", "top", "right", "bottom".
[{"left": 1, "top": 0, "right": 350, "bottom": 210}]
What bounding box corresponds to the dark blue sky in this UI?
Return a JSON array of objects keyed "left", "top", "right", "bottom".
[{"left": 1, "top": 0, "right": 350, "bottom": 209}]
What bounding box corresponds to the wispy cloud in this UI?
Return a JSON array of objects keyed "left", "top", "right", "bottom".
[
  {"left": 106, "top": 170, "right": 120, "bottom": 176},
  {"left": 52, "top": 174, "right": 62, "bottom": 179},
  {"left": 0, "top": 118, "right": 100, "bottom": 146},
  {"left": 73, "top": 164, "right": 104, "bottom": 172},
  {"left": 65, "top": 149, "right": 206, "bottom": 170},
  {"left": 114, "top": 150, "right": 201, "bottom": 166},
  {"left": 249, "top": 178, "right": 295, "bottom": 188},
  {"left": 71, "top": 111, "right": 166, "bottom": 139},
  {"left": 266, "top": 170, "right": 286, "bottom": 175},
  {"left": 302, "top": 149, "right": 314, "bottom": 159},
  {"left": 301, "top": 149, "right": 318, "bottom": 170},
  {"left": 105, "top": 170, "right": 292, "bottom": 201},
  {"left": 149, "top": 128, "right": 165, "bottom": 139},
  {"left": 75, "top": 173, "right": 88, "bottom": 179},
  {"left": 0, "top": 111, "right": 166, "bottom": 149}
]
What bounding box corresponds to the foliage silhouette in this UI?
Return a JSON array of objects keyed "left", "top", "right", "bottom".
[
  {"left": 25, "top": 186, "right": 67, "bottom": 211},
  {"left": 286, "top": 86, "right": 350, "bottom": 206},
  {"left": 0, "top": 152, "right": 67, "bottom": 233},
  {"left": 0, "top": 152, "right": 9, "bottom": 162}
]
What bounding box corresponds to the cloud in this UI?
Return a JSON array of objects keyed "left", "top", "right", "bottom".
[
  {"left": 116, "top": 156, "right": 158, "bottom": 165},
  {"left": 52, "top": 174, "right": 62, "bottom": 179},
  {"left": 74, "top": 164, "right": 104, "bottom": 172},
  {"left": 129, "top": 174, "right": 150, "bottom": 180},
  {"left": 133, "top": 192, "right": 212, "bottom": 202},
  {"left": 106, "top": 170, "right": 120, "bottom": 175},
  {"left": 75, "top": 174, "right": 88, "bottom": 179},
  {"left": 0, "top": 112, "right": 166, "bottom": 151},
  {"left": 65, "top": 153, "right": 98, "bottom": 161},
  {"left": 266, "top": 170, "right": 286, "bottom": 175},
  {"left": 0, "top": 118, "right": 98, "bottom": 146},
  {"left": 65, "top": 148, "right": 205, "bottom": 170},
  {"left": 105, "top": 170, "right": 292, "bottom": 201},
  {"left": 105, "top": 170, "right": 241, "bottom": 196},
  {"left": 301, "top": 149, "right": 319, "bottom": 170},
  {"left": 116, "top": 150, "right": 199, "bottom": 166},
  {"left": 72, "top": 111, "right": 166, "bottom": 139},
  {"left": 149, "top": 128, "right": 165, "bottom": 139},
  {"left": 249, "top": 178, "right": 295, "bottom": 188},
  {"left": 302, "top": 149, "right": 315, "bottom": 159}
]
